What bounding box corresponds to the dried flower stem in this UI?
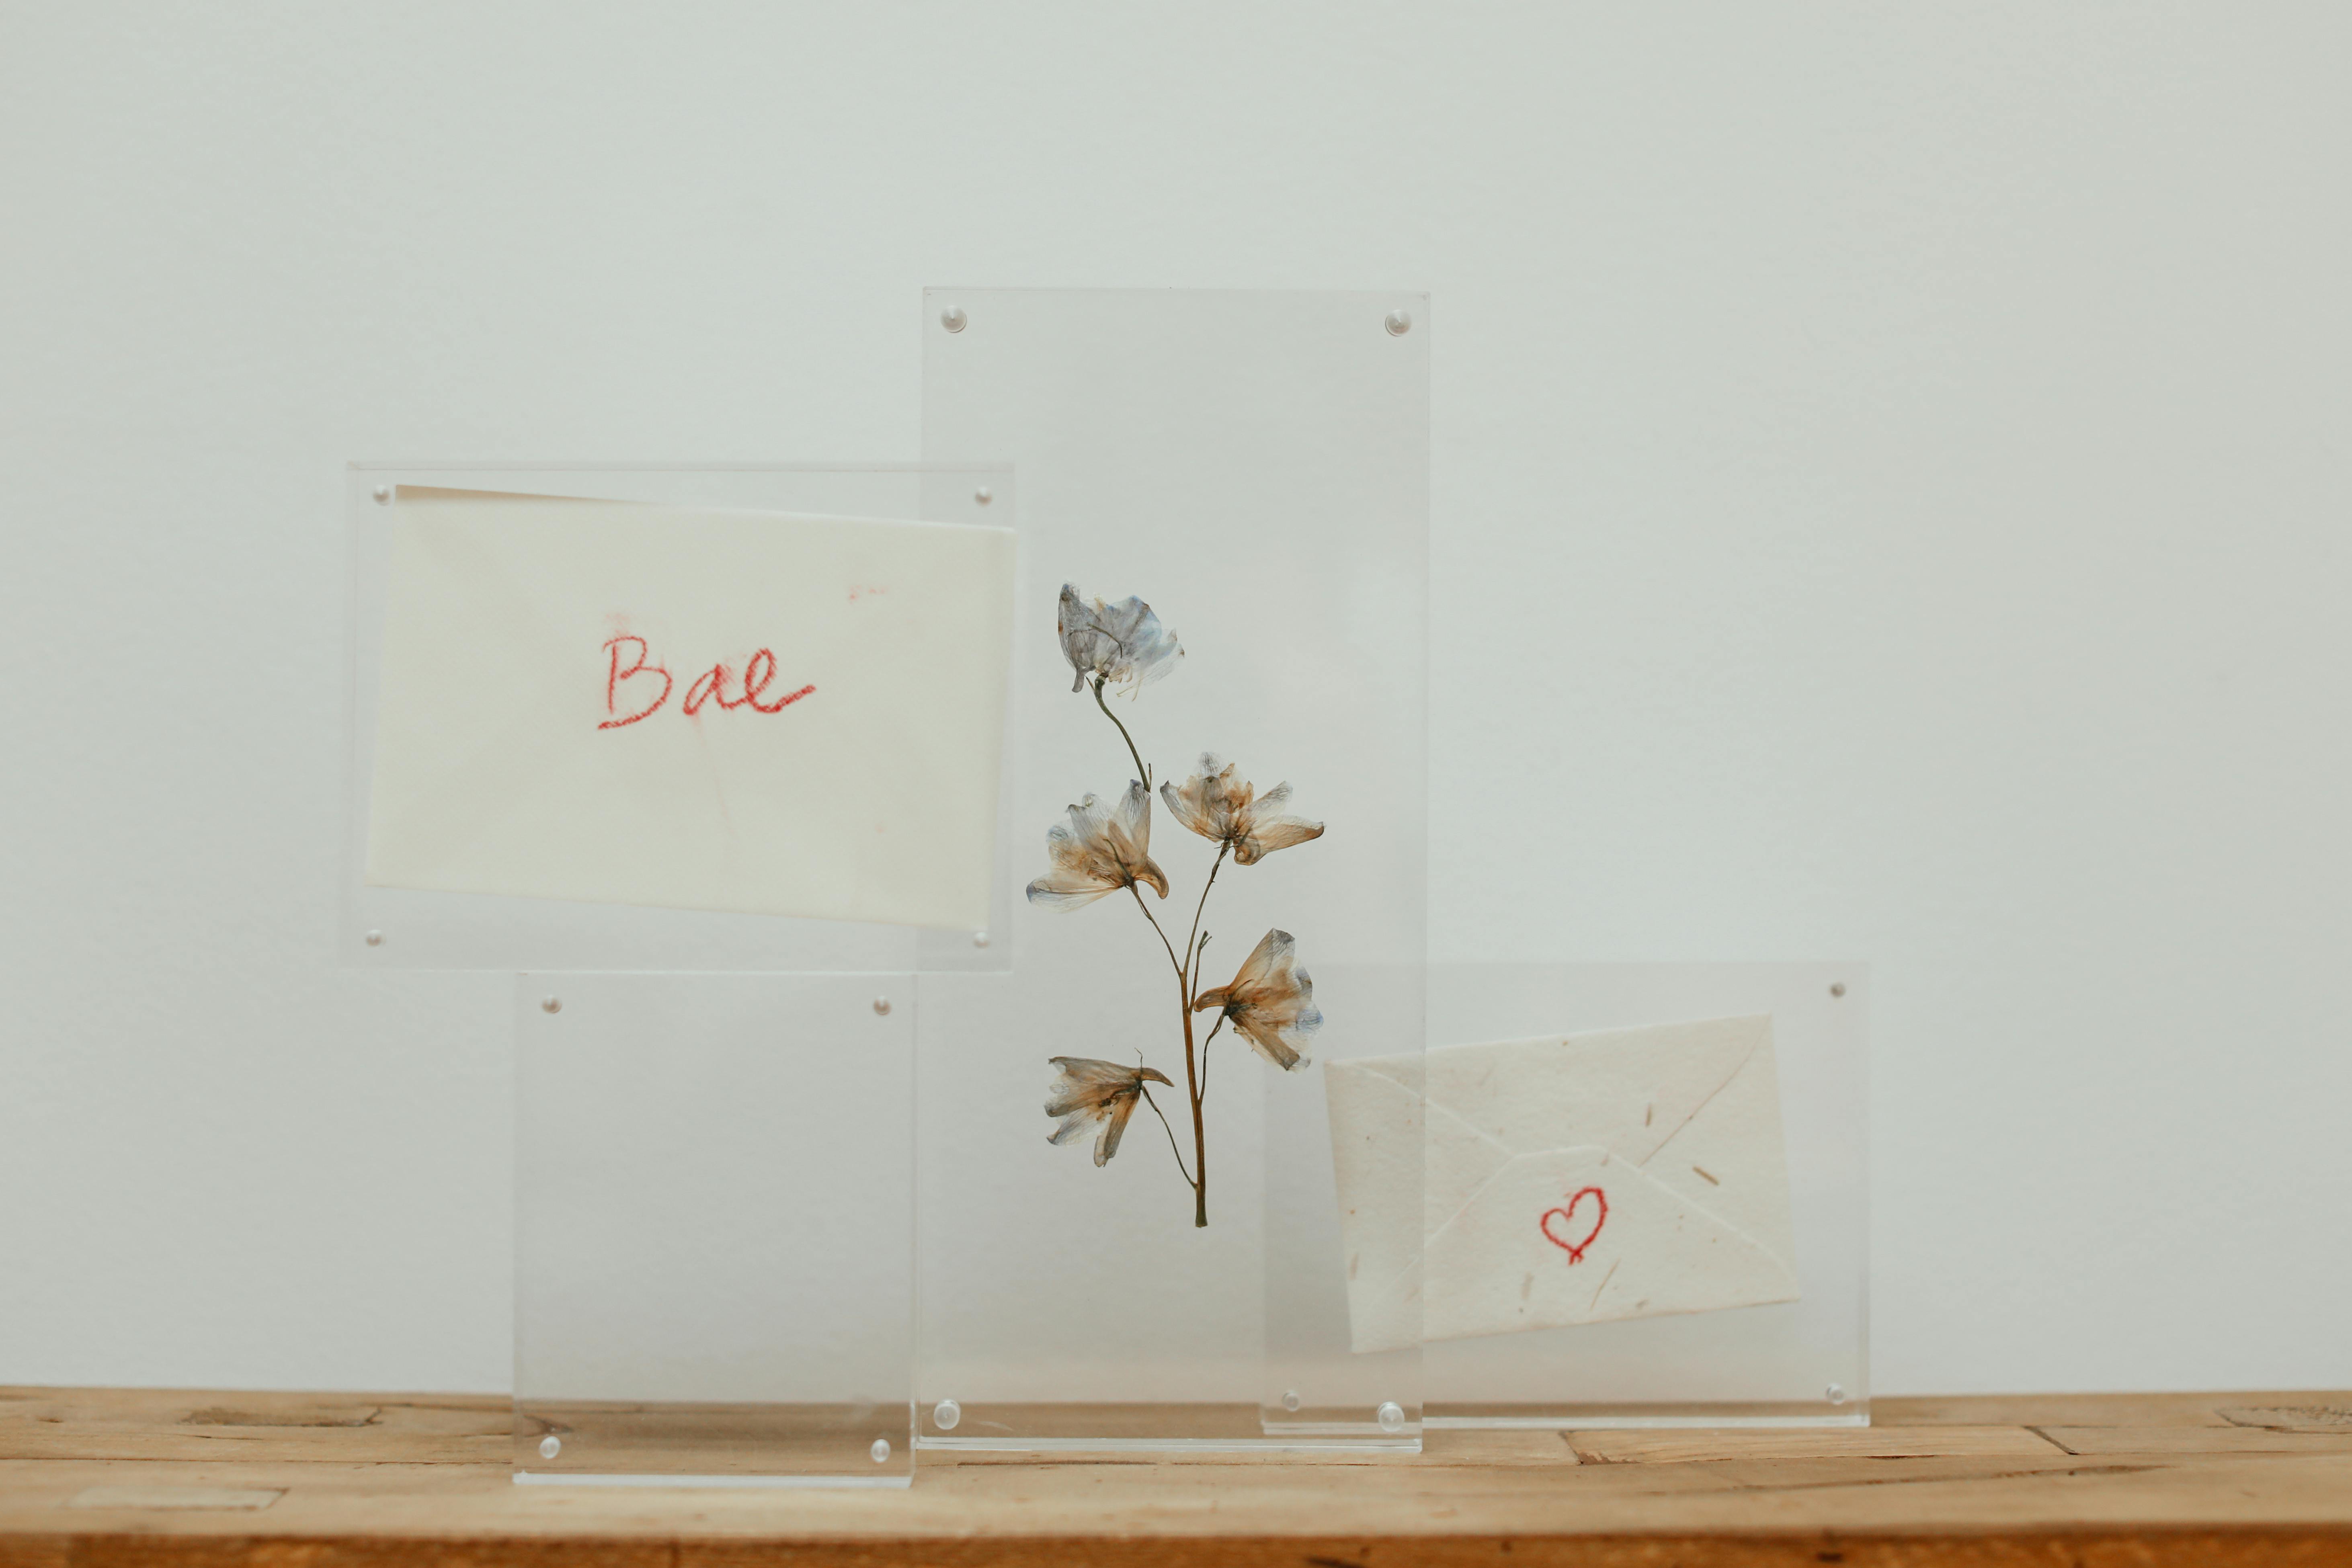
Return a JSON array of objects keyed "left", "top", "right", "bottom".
[
  {"left": 1138, "top": 1084, "right": 1195, "bottom": 1187},
  {"left": 1175, "top": 844, "right": 1231, "bottom": 1225},
  {"left": 1197, "top": 1013, "right": 1227, "bottom": 1101},
  {"left": 1101, "top": 698, "right": 1216, "bottom": 1225},
  {"left": 1183, "top": 845, "right": 1228, "bottom": 994},
  {"left": 1177, "top": 994, "right": 1207, "bottom": 1226},
  {"left": 1126, "top": 883, "right": 1185, "bottom": 982},
  {"left": 1092, "top": 675, "right": 1153, "bottom": 789}
]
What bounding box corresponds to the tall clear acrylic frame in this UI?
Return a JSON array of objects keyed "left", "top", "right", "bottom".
[
  {"left": 915, "top": 290, "right": 1429, "bottom": 1450},
  {"left": 340, "top": 462, "right": 1015, "bottom": 976},
  {"left": 513, "top": 970, "right": 916, "bottom": 1486},
  {"left": 1424, "top": 962, "right": 1870, "bottom": 1429}
]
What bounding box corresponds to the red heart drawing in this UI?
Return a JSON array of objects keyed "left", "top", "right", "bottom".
[{"left": 1540, "top": 1186, "right": 1608, "bottom": 1263}]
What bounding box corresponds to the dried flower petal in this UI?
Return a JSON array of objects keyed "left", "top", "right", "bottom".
[
  {"left": 1046, "top": 1057, "right": 1175, "bottom": 1166},
  {"left": 1025, "top": 780, "right": 1171, "bottom": 908},
  {"left": 1161, "top": 754, "right": 1325, "bottom": 865},
  {"left": 1058, "top": 584, "right": 1183, "bottom": 695},
  {"left": 1191, "top": 928, "right": 1323, "bottom": 1072}
]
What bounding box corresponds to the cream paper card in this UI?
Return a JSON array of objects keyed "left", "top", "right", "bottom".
[
  {"left": 1325, "top": 1016, "right": 1800, "bottom": 1352},
  {"left": 364, "top": 488, "right": 1015, "bottom": 928}
]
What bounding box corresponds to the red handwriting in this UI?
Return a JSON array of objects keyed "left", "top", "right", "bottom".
[
  {"left": 1539, "top": 1187, "right": 1607, "bottom": 1263},
  {"left": 599, "top": 637, "right": 673, "bottom": 729},
  {"left": 599, "top": 635, "right": 813, "bottom": 730}
]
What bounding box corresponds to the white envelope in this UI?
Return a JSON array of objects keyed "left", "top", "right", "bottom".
[
  {"left": 364, "top": 488, "right": 1015, "bottom": 929},
  {"left": 1324, "top": 1016, "right": 1801, "bottom": 1352}
]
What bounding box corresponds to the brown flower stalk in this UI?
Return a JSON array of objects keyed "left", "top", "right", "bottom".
[{"left": 1027, "top": 585, "right": 1325, "bottom": 1227}]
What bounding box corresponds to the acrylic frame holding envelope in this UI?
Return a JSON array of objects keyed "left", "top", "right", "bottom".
[
  {"left": 1329, "top": 1013, "right": 1805, "bottom": 1355},
  {"left": 341, "top": 464, "right": 1019, "bottom": 976},
  {"left": 1404, "top": 963, "right": 1870, "bottom": 1429}
]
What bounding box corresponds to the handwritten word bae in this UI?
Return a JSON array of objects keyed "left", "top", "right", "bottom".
[
  {"left": 597, "top": 635, "right": 815, "bottom": 731},
  {"left": 1539, "top": 1186, "right": 1607, "bottom": 1263}
]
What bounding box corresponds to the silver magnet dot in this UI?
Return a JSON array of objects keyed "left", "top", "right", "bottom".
[
  {"left": 972, "top": 931, "right": 990, "bottom": 949},
  {"left": 1280, "top": 1390, "right": 1302, "bottom": 1412},
  {"left": 872, "top": 996, "right": 892, "bottom": 1016},
  {"left": 940, "top": 306, "right": 967, "bottom": 333},
  {"left": 1826, "top": 1384, "right": 1847, "bottom": 1404},
  {"left": 538, "top": 1435, "right": 560, "bottom": 1459},
  {"left": 541, "top": 996, "right": 562, "bottom": 1015},
  {"left": 364, "top": 930, "right": 383, "bottom": 947},
  {"left": 932, "top": 1399, "right": 962, "bottom": 1431},
  {"left": 1376, "top": 1401, "right": 1405, "bottom": 1431},
  {"left": 1830, "top": 982, "right": 1847, "bottom": 998},
  {"left": 974, "top": 486, "right": 992, "bottom": 506},
  {"left": 1384, "top": 310, "right": 1413, "bottom": 336},
  {"left": 371, "top": 484, "right": 392, "bottom": 504},
  {"left": 869, "top": 1437, "right": 892, "bottom": 1463}
]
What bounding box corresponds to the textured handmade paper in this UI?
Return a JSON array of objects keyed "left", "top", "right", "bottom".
[
  {"left": 365, "top": 488, "right": 1015, "bottom": 928},
  {"left": 1325, "top": 1016, "right": 1801, "bottom": 1351}
]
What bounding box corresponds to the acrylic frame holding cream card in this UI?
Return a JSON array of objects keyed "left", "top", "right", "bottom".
[
  {"left": 342, "top": 464, "right": 1017, "bottom": 975},
  {"left": 914, "top": 290, "right": 1428, "bottom": 1451},
  {"left": 1411, "top": 963, "right": 1870, "bottom": 1429}
]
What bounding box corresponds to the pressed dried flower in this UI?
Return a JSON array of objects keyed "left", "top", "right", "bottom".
[
  {"left": 1058, "top": 584, "right": 1183, "bottom": 695},
  {"left": 1160, "top": 754, "right": 1325, "bottom": 866},
  {"left": 1029, "top": 580, "right": 1333, "bottom": 1226},
  {"left": 1046, "top": 1057, "right": 1176, "bottom": 1166},
  {"left": 1025, "top": 780, "right": 1171, "bottom": 909},
  {"left": 1192, "top": 929, "right": 1323, "bottom": 1072}
]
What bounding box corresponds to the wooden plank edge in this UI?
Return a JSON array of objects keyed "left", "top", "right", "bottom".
[{"left": 8, "top": 1529, "right": 2352, "bottom": 1568}]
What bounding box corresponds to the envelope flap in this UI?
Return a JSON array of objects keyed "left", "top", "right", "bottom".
[
  {"left": 1426, "top": 1015, "right": 1766, "bottom": 1164},
  {"left": 1424, "top": 1098, "right": 1517, "bottom": 1242},
  {"left": 1643, "top": 1022, "right": 1799, "bottom": 1263},
  {"left": 1335, "top": 1051, "right": 1422, "bottom": 1099},
  {"left": 1594, "top": 1015, "right": 1770, "bottom": 1165}
]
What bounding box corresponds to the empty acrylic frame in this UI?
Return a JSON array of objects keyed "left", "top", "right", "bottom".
[
  {"left": 1422, "top": 963, "right": 1870, "bottom": 1428},
  {"left": 915, "top": 290, "right": 1428, "bottom": 1449},
  {"left": 513, "top": 972, "right": 915, "bottom": 1485},
  {"left": 342, "top": 464, "right": 1014, "bottom": 976}
]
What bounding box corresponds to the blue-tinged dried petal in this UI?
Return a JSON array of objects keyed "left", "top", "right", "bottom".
[{"left": 1058, "top": 584, "right": 1183, "bottom": 695}]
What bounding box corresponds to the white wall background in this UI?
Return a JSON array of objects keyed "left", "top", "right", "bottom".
[{"left": 4, "top": 4, "right": 2346, "bottom": 1396}]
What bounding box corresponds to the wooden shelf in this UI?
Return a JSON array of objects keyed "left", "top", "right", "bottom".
[{"left": 5, "top": 1387, "right": 2351, "bottom": 1566}]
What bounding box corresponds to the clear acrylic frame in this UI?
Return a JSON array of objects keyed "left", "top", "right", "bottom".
[
  {"left": 914, "top": 290, "right": 1429, "bottom": 1450},
  {"left": 363, "top": 300, "right": 1853, "bottom": 1480},
  {"left": 342, "top": 464, "right": 1011, "bottom": 1484},
  {"left": 340, "top": 463, "right": 1015, "bottom": 976},
  {"left": 1424, "top": 962, "right": 1870, "bottom": 1428},
  {"left": 513, "top": 971, "right": 915, "bottom": 1486}
]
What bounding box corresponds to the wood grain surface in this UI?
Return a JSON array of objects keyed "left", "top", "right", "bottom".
[{"left": 4, "top": 1388, "right": 2350, "bottom": 1567}]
